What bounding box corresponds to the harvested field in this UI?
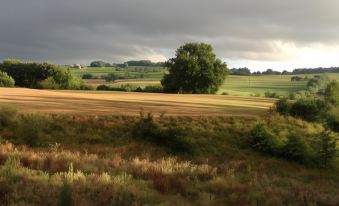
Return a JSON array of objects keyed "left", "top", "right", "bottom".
[{"left": 0, "top": 88, "right": 275, "bottom": 116}]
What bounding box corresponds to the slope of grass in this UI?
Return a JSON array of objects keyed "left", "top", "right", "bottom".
[{"left": 0, "top": 112, "right": 338, "bottom": 205}]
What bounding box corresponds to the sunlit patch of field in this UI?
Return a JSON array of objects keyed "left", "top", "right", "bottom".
[
  {"left": 220, "top": 73, "right": 339, "bottom": 96},
  {"left": 85, "top": 73, "right": 339, "bottom": 97},
  {"left": 84, "top": 79, "right": 161, "bottom": 87},
  {"left": 0, "top": 88, "right": 275, "bottom": 116}
]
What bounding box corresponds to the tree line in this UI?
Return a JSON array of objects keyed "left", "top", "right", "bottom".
[
  {"left": 230, "top": 67, "right": 339, "bottom": 76},
  {"left": 0, "top": 59, "right": 90, "bottom": 90},
  {"left": 89, "top": 60, "right": 165, "bottom": 68}
]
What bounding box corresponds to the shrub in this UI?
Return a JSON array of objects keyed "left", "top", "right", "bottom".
[
  {"left": 325, "top": 81, "right": 339, "bottom": 106},
  {"left": 104, "top": 73, "right": 118, "bottom": 83},
  {"left": 264, "top": 90, "right": 279, "bottom": 98},
  {"left": 312, "top": 130, "right": 338, "bottom": 168},
  {"left": 132, "top": 113, "right": 192, "bottom": 154},
  {"left": 248, "top": 123, "right": 279, "bottom": 155},
  {"left": 39, "top": 69, "right": 86, "bottom": 90},
  {"left": 289, "top": 99, "right": 329, "bottom": 122},
  {"left": 82, "top": 73, "right": 93, "bottom": 79},
  {"left": 275, "top": 98, "right": 291, "bottom": 116},
  {"left": 291, "top": 76, "right": 303, "bottom": 82},
  {"left": 141, "top": 85, "right": 163, "bottom": 93},
  {"left": 281, "top": 134, "right": 309, "bottom": 164},
  {"left": 96, "top": 85, "right": 111, "bottom": 91},
  {"left": 0, "top": 71, "right": 15, "bottom": 87},
  {"left": 0, "top": 60, "right": 60, "bottom": 88},
  {"left": 0, "top": 106, "right": 17, "bottom": 130},
  {"left": 327, "top": 111, "right": 339, "bottom": 132},
  {"left": 15, "top": 115, "right": 48, "bottom": 146}
]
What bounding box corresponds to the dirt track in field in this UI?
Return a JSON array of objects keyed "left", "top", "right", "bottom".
[{"left": 0, "top": 88, "right": 275, "bottom": 116}]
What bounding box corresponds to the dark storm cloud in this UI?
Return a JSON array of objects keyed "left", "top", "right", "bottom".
[{"left": 0, "top": 0, "right": 339, "bottom": 64}]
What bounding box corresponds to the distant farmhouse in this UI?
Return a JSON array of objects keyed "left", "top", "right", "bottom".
[{"left": 70, "top": 64, "right": 83, "bottom": 69}]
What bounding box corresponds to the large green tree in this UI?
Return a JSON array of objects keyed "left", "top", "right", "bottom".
[{"left": 161, "top": 43, "right": 228, "bottom": 94}]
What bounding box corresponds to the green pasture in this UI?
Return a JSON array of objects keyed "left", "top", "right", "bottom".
[
  {"left": 67, "top": 66, "right": 166, "bottom": 80},
  {"left": 66, "top": 65, "right": 339, "bottom": 97},
  {"left": 220, "top": 73, "right": 339, "bottom": 96}
]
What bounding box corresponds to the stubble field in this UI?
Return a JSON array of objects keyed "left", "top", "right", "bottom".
[{"left": 0, "top": 88, "right": 275, "bottom": 116}]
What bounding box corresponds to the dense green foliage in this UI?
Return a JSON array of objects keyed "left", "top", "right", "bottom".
[
  {"left": 125, "top": 60, "right": 165, "bottom": 67},
  {"left": 90, "top": 61, "right": 111, "bottom": 67},
  {"left": 230, "top": 67, "right": 251, "bottom": 75},
  {"left": 0, "top": 71, "right": 15, "bottom": 87},
  {"left": 161, "top": 43, "right": 228, "bottom": 94},
  {"left": 289, "top": 74, "right": 330, "bottom": 100},
  {"left": 82, "top": 73, "right": 94, "bottom": 79},
  {"left": 96, "top": 84, "right": 163, "bottom": 93},
  {"left": 104, "top": 73, "right": 118, "bottom": 83},
  {"left": 0, "top": 60, "right": 91, "bottom": 90},
  {"left": 325, "top": 81, "right": 339, "bottom": 106},
  {"left": 0, "top": 60, "right": 60, "bottom": 88},
  {"left": 38, "top": 69, "right": 89, "bottom": 90}
]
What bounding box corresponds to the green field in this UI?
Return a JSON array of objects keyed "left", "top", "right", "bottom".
[
  {"left": 75, "top": 67, "right": 339, "bottom": 97},
  {"left": 68, "top": 66, "right": 166, "bottom": 80},
  {"left": 220, "top": 73, "right": 339, "bottom": 96}
]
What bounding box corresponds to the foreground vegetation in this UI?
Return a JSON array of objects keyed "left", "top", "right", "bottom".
[{"left": 0, "top": 107, "right": 338, "bottom": 205}]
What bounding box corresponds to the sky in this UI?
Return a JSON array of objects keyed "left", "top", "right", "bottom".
[{"left": 1, "top": 0, "right": 339, "bottom": 71}]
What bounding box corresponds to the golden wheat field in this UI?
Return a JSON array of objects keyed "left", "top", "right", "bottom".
[{"left": 0, "top": 88, "right": 275, "bottom": 116}]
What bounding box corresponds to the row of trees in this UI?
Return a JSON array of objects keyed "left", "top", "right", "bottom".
[
  {"left": 0, "top": 60, "right": 88, "bottom": 90},
  {"left": 89, "top": 60, "right": 165, "bottom": 68},
  {"left": 231, "top": 67, "right": 339, "bottom": 76}
]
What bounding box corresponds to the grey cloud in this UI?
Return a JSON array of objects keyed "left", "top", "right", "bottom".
[{"left": 0, "top": 0, "right": 339, "bottom": 64}]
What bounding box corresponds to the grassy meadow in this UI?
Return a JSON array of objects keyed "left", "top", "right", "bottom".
[
  {"left": 69, "top": 66, "right": 339, "bottom": 97},
  {"left": 68, "top": 66, "right": 166, "bottom": 80},
  {"left": 0, "top": 108, "right": 338, "bottom": 205}
]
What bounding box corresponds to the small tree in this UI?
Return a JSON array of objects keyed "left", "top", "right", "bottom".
[
  {"left": 0, "top": 71, "right": 15, "bottom": 87},
  {"left": 104, "top": 73, "right": 118, "bottom": 83},
  {"left": 313, "top": 130, "right": 337, "bottom": 168},
  {"left": 161, "top": 43, "right": 228, "bottom": 94},
  {"left": 325, "top": 81, "right": 339, "bottom": 106}
]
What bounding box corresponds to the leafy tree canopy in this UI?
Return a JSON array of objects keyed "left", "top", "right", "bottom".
[
  {"left": 0, "top": 71, "right": 15, "bottom": 87},
  {"left": 161, "top": 43, "right": 228, "bottom": 94}
]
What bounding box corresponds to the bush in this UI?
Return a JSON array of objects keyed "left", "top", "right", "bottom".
[
  {"left": 291, "top": 76, "right": 303, "bottom": 82},
  {"left": 281, "top": 134, "right": 309, "bottom": 164},
  {"left": 325, "top": 81, "right": 339, "bottom": 106},
  {"left": 312, "top": 130, "right": 338, "bottom": 168},
  {"left": 132, "top": 113, "right": 192, "bottom": 154},
  {"left": 82, "top": 73, "right": 93, "bottom": 79},
  {"left": 248, "top": 123, "right": 279, "bottom": 155},
  {"left": 0, "top": 71, "right": 15, "bottom": 87},
  {"left": 104, "top": 73, "right": 118, "bottom": 83},
  {"left": 15, "top": 115, "right": 48, "bottom": 147},
  {"left": 96, "top": 85, "right": 111, "bottom": 91},
  {"left": 0, "top": 60, "right": 60, "bottom": 88},
  {"left": 275, "top": 98, "right": 291, "bottom": 116},
  {"left": 39, "top": 69, "right": 87, "bottom": 90},
  {"left": 289, "top": 99, "right": 329, "bottom": 122},
  {"left": 0, "top": 106, "right": 17, "bottom": 130},
  {"left": 264, "top": 90, "right": 279, "bottom": 98},
  {"left": 141, "top": 85, "right": 163, "bottom": 93}
]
